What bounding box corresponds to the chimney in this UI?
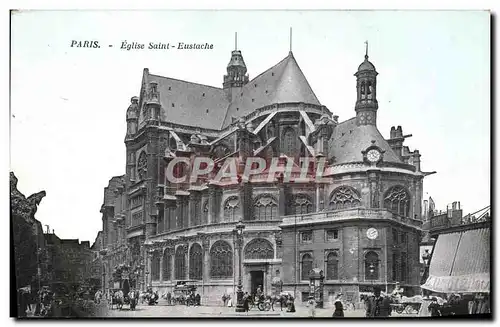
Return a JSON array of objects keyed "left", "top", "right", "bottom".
[
  {"left": 396, "top": 126, "right": 403, "bottom": 138},
  {"left": 390, "top": 126, "right": 396, "bottom": 139}
]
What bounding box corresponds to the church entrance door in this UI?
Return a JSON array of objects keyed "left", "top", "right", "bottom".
[{"left": 250, "top": 271, "right": 264, "bottom": 296}]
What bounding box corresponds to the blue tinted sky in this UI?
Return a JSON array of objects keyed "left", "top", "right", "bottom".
[{"left": 11, "top": 10, "right": 490, "bottom": 242}]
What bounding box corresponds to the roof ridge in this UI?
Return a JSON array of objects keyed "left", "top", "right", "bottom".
[
  {"left": 247, "top": 54, "right": 290, "bottom": 84},
  {"left": 270, "top": 53, "right": 321, "bottom": 105},
  {"left": 219, "top": 102, "right": 234, "bottom": 130},
  {"left": 149, "top": 73, "right": 224, "bottom": 91},
  {"left": 289, "top": 54, "right": 321, "bottom": 104}
]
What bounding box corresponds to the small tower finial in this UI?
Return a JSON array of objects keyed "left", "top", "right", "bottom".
[
  {"left": 290, "top": 27, "right": 293, "bottom": 53},
  {"left": 365, "top": 40, "right": 369, "bottom": 59},
  {"left": 235, "top": 32, "right": 237, "bottom": 50}
]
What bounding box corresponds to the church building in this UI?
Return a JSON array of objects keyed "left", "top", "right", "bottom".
[{"left": 99, "top": 39, "right": 432, "bottom": 306}]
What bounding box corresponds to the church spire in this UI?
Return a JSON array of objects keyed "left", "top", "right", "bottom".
[
  {"left": 355, "top": 42, "right": 378, "bottom": 126},
  {"left": 223, "top": 33, "right": 249, "bottom": 99}
]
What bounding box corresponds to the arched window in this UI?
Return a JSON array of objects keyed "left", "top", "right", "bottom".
[
  {"left": 301, "top": 253, "right": 313, "bottom": 280},
  {"left": 202, "top": 200, "right": 209, "bottom": 225},
  {"left": 282, "top": 127, "right": 296, "bottom": 157},
  {"left": 162, "top": 249, "right": 171, "bottom": 281},
  {"left": 175, "top": 246, "right": 186, "bottom": 280},
  {"left": 244, "top": 238, "right": 274, "bottom": 260},
  {"left": 210, "top": 241, "right": 233, "bottom": 279},
  {"left": 292, "top": 194, "right": 314, "bottom": 215},
  {"left": 137, "top": 151, "right": 147, "bottom": 181},
  {"left": 223, "top": 196, "right": 239, "bottom": 222},
  {"left": 384, "top": 186, "right": 410, "bottom": 217},
  {"left": 151, "top": 251, "right": 161, "bottom": 281},
  {"left": 365, "top": 251, "right": 379, "bottom": 280},
  {"left": 329, "top": 186, "right": 361, "bottom": 210},
  {"left": 326, "top": 252, "right": 339, "bottom": 280},
  {"left": 189, "top": 243, "right": 203, "bottom": 280},
  {"left": 253, "top": 194, "right": 278, "bottom": 220}
]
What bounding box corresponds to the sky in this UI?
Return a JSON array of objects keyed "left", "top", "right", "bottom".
[{"left": 10, "top": 10, "right": 490, "bottom": 242}]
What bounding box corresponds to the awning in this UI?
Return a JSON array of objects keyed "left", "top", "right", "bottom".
[{"left": 422, "top": 227, "right": 490, "bottom": 293}]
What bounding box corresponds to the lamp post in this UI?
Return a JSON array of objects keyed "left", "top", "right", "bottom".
[{"left": 233, "top": 221, "right": 245, "bottom": 312}]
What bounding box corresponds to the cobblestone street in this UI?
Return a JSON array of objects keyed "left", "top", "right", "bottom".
[{"left": 102, "top": 300, "right": 419, "bottom": 318}]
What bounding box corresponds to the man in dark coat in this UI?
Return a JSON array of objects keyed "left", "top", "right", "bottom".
[
  {"left": 365, "top": 287, "right": 392, "bottom": 317},
  {"left": 427, "top": 297, "right": 441, "bottom": 316}
]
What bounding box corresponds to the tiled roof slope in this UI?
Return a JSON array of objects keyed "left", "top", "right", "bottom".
[
  {"left": 328, "top": 118, "right": 402, "bottom": 165},
  {"left": 148, "top": 74, "right": 230, "bottom": 130},
  {"left": 221, "top": 52, "right": 321, "bottom": 128}
]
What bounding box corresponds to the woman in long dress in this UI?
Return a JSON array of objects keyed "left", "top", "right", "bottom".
[{"left": 332, "top": 293, "right": 344, "bottom": 317}]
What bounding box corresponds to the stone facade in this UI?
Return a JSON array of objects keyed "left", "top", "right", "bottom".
[{"left": 99, "top": 45, "right": 430, "bottom": 306}]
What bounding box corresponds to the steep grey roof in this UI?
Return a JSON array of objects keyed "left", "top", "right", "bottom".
[
  {"left": 148, "top": 74, "right": 230, "bottom": 130},
  {"left": 221, "top": 52, "right": 321, "bottom": 128},
  {"left": 328, "top": 118, "right": 402, "bottom": 165},
  {"left": 143, "top": 52, "right": 321, "bottom": 130}
]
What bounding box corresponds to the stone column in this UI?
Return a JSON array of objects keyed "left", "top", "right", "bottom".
[
  {"left": 201, "top": 235, "right": 210, "bottom": 304},
  {"left": 175, "top": 198, "right": 182, "bottom": 230},
  {"left": 159, "top": 249, "right": 163, "bottom": 282}
]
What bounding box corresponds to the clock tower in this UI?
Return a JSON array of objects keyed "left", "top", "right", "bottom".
[{"left": 355, "top": 41, "right": 378, "bottom": 126}]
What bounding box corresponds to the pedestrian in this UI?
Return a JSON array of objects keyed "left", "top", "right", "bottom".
[
  {"left": 227, "top": 294, "right": 232, "bottom": 307},
  {"left": 332, "top": 293, "right": 344, "bottom": 317},
  {"left": 287, "top": 295, "right": 296, "bottom": 312},
  {"left": 427, "top": 297, "right": 441, "bottom": 317},
  {"left": 243, "top": 292, "right": 250, "bottom": 312},
  {"left": 307, "top": 295, "right": 316, "bottom": 318},
  {"left": 166, "top": 292, "right": 172, "bottom": 305},
  {"left": 222, "top": 293, "right": 227, "bottom": 307},
  {"left": 365, "top": 287, "right": 392, "bottom": 317}
]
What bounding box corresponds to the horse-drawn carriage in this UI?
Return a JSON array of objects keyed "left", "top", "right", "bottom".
[{"left": 171, "top": 284, "right": 197, "bottom": 306}]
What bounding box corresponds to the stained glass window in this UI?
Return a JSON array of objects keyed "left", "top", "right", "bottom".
[
  {"left": 282, "top": 128, "right": 296, "bottom": 157},
  {"left": 223, "top": 196, "right": 239, "bottom": 222},
  {"left": 301, "top": 253, "right": 313, "bottom": 280},
  {"left": 329, "top": 186, "right": 361, "bottom": 210},
  {"left": 162, "top": 249, "right": 171, "bottom": 281},
  {"left": 189, "top": 243, "right": 203, "bottom": 280},
  {"left": 253, "top": 195, "right": 278, "bottom": 220},
  {"left": 244, "top": 238, "right": 274, "bottom": 260},
  {"left": 151, "top": 251, "right": 161, "bottom": 281},
  {"left": 292, "top": 194, "right": 314, "bottom": 215},
  {"left": 175, "top": 246, "right": 186, "bottom": 280},
  {"left": 210, "top": 241, "right": 233, "bottom": 279},
  {"left": 384, "top": 186, "right": 410, "bottom": 217},
  {"left": 365, "top": 251, "right": 379, "bottom": 280},
  {"left": 326, "top": 251, "right": 339, "bottom": 280}
]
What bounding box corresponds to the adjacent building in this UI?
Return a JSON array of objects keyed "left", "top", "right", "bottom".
[{"left": 99, "top": 43, "right": 433, "bottom": 306}]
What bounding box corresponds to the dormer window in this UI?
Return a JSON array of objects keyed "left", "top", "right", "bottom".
[
  {"left": 168, "top": 86, "right": 171, "bottom": 91},
  {"left": 202, "top": 93, "right": 205, "bottom": 97},
  {"left": 172, "top": 103, "right": 175, "bottom": 107}
]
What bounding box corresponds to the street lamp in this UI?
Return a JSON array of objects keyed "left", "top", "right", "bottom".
[{"left": 233, "top": 221, "right": 245, "bottom": 312}]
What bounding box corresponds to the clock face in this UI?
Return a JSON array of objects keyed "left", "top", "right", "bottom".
[
  {"left": 367, "top": 228, "right": 378, "bottom": 240},
  {"left": 367, "top": 149, "right": 381, "bottom": 163}
]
